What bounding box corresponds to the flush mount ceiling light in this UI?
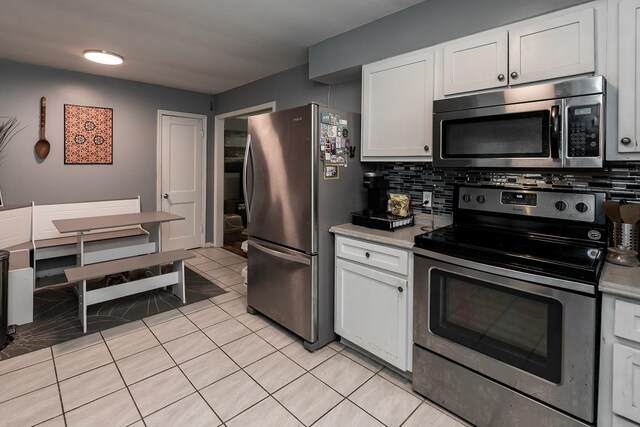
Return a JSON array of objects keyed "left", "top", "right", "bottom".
[{"left": 83, "top": 50, "right": 124, "bottom": 65}]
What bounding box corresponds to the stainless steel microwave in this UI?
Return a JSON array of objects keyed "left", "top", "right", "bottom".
[{"left": 433, "top": 76, "right": 605, "bottom": 169}]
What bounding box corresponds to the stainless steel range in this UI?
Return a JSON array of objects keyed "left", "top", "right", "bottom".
[{"left": 412, "top": 185, "right": 607, "bottom": 427}]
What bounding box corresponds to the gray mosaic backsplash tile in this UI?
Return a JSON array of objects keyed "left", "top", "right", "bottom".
[{"left": 379, "top": 162, "right": 640, "bottom": 217}]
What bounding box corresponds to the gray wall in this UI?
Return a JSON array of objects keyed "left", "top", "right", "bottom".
[
  {"left": 217, "top": 0, "right": 594, "bottom": 111},
  {"left": 214, "top": 64, "right": 361, "bottom": 116},
  {"left": 309, "top": 0, "right": 593, "bottom": 83},
  {"left": 0, "top": 59, "right": 216, "bottom": 240}
]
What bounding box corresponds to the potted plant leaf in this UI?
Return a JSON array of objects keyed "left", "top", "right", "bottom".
[{"left": 0, "top": 117, "right": 24, "bottom": 164}]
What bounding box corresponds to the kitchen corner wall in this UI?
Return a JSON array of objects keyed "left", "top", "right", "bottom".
[{"left": 0, "top": 59, "right": 215, "bottom": 240}]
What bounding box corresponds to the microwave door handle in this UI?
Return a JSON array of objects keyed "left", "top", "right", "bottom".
[{"left": 550, "top": 105, "right": 561, "bottom": 159}]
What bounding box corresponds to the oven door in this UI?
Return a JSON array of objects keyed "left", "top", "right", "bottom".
[
  {"left": 414, "top": 254, "right": 596, "bottom": 422},
  {"left": 433, "top": 99, "right": 562, "bottom": 168}
]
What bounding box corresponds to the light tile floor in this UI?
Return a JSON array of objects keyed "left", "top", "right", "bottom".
[{"left": 0, "top": 247, "right": 469, "bottom": 427}]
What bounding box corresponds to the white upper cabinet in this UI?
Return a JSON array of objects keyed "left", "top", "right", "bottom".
[
  {"left": 509, "top": 8, "right": 595, "bottom": 86},
  {"left": 440, "top": 8, "right": 595, "bottom": 96},
  {"left": 617, "top": 0, "right": 640, "bottom": 154},
  {"left": 361, "top": 49, "right": 434, "bottom": 161},
  {"left": 443, "top": 32, "right": 508, "bottom": 95}
]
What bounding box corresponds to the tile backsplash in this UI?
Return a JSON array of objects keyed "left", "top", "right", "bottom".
[{"left": 379, "top": 162, "right": 640, "bottom": 218}]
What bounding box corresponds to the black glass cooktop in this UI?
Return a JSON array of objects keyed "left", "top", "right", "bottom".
[{"left": 415, "top": 221, "right": 607, "bottom": 285}]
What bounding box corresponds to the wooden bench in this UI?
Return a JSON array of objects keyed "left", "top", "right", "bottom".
[
  {"left": 65, "top": 249, "right": 195, "bottom": 333},
  {"left": 32, "top": 197, "right": 150, "bottom": 281}
]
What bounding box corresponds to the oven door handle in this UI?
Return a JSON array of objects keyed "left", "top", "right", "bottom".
[{"left": 550, "top": 105, "right": 561, "bottom": 159}]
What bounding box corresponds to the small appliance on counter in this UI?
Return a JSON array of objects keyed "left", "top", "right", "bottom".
[
  {"left": 351, "top": 172, "right": 414, "bottom": 231},
  {"left": 603, "top": 200, "right": 640, "bottom": 266},
  {"left": 362, "top": 172, "right": 387, "bottom": 215}
]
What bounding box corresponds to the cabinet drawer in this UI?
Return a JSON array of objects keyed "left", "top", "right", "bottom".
[
  {"left": 335, "top": 235, "right": 409, "bottom": 275},
  {"left": 615, "top": 299, "right": 640, "bottom": 344}
]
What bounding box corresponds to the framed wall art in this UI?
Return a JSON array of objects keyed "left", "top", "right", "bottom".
[{"left": 64, "top": 104, "right": 113, "bottom": 164}]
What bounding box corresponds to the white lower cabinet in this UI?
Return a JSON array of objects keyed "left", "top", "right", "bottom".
[
  {"left": 334, "top": 235, "right": 413, "bottom": 372},
  {"left": 600, "top": 293, "right": 640, "bottom": 426},
  {"left": 613, "top": 343, "right": 640, "bottom": 423}
]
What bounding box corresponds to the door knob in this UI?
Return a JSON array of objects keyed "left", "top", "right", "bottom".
[
  {"left": 163, "top": 193, "right": 169, "bottom": 199},
  {"left": 397, "top": 286, "right": 404, "bottom": 293},
  {"left": 365, "top": 252, "right": 370, "bottom": 258},
  {"left": 510, "top": 71, "right": 518, "bottom": 79},
  {"left": 497, "top": 74, "right": 505, "bottom": 81},
  {"left": 621, "top": 137, "right": 632, "bottom": 145},
  {"left": 424, "top": 145, "right": 430, "bottom": 152}
]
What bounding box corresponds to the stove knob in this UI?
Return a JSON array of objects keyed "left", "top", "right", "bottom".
[
  {"left": 575, "top": 202, "right": 589, "bottom": 213},
  {"left": 554, "top": 200, "right": 567, "bottom": 211},
  {"left": 462, "top": 194, "right": 471, "bottom": 203},
  {"left": 477, "top": 195, "right": 486, "bottom": 204}
]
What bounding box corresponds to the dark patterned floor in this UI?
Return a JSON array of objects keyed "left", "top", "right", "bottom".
[{"left": 0, "top": 267, "right": 226, "bottom": 360}]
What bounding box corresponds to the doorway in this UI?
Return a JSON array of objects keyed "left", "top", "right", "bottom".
[
  {"left": 213, "top": 102, "right": 276, "bottom": 251},
  {"left": 157, "top": 110, "right": 207, "bottom": 250}
]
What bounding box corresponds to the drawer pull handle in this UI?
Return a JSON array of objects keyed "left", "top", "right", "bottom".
[
  {"left": 398, "top": 286, "right": 403, "bottom": 293},
  {"left": 365, "top": 252, "right": 370, "bottom": 258}
]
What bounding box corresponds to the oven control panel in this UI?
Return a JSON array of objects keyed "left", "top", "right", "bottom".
[
  {"left": 501, "top": 191, "right": 537, "bottom": 206},
  {"left": 458, "top": 186, "right": 601, "bottom": 223}
]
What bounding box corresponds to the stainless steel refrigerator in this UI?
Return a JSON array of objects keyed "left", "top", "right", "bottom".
[{"left": 243, "top": 104, "right": 365, "bottom": 351}]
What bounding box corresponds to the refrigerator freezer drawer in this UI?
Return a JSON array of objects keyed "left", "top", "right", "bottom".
[{"left": 247, "top": 238, "right": 317, "bottom": 343}]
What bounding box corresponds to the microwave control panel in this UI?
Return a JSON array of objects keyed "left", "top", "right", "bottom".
[{"left": 567, "top": 105, "right": 600, "bottom": 158}]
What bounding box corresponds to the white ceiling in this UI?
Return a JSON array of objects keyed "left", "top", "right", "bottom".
[{"left": 0, "top": 0, "right": 424, "bottom": 94}]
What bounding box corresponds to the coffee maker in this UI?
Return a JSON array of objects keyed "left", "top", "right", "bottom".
[
  {"left": 351, "top": 172, "right": 414, "bottom": 231},
  {"left": 363, "top": 172, "right": 387, "bottom": 215}
]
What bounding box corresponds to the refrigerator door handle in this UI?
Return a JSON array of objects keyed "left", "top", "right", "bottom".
[
  {"left": 248, "top": 240, "right": 311, "bottom": 265},
  {"left": 243, "top": 134, "right": 252, "bottom": 223}
]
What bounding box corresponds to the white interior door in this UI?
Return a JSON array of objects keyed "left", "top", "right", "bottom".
[{"left": 160, "top": 114, "right": 204, "bottom": 250}]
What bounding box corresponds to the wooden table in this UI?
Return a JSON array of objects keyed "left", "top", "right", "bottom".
[
  {"left": 53, "top": 211, "right": 183, "bottom": 266},
  {"left": 53, "top": 211, "right": 191, "bottom": 333}
]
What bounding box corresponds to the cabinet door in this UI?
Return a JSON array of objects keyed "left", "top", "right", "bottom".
[
  {"left": 335, "top": 258, "right": 408, "bottom": 370},
  {"left": 618, "top": 0, "right": 640, "bottom": 153},
  {"left": 613, "top": 343, "right": 640, "bottom": 423},
  {"left": 361, "top": 50, "right": 433, "bottom": 161},
  {"left": 508, "top": 8, "right": 595, "bottom": 85},
  {"left": 443, "top": 32, "right": 508, "bottom": 95}
]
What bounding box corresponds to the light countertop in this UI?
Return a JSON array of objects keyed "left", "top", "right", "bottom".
[
  {"left": 329, "top": 214, "right": 451, "bottom": 249},
  {"left": 599, "top": 262, "right": 640, "bottom": 299}
]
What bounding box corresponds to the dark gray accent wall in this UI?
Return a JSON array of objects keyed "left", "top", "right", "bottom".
[
  {"left": 214, "top": 64, "right": 361, "bottom": 116},
  {"left": 309, "top": 0, "right": 593, "bottom": 83},
  {"left": 0, "top": 59, "right": 216, "bottom": 240}
]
